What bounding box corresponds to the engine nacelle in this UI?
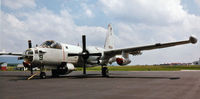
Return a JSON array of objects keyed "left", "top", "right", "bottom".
[
  {"left": 56, "top": 63, "right": 75, "bottom": 75},
  {"left": 65, "top": 63, "right": 75, "bottom": 71},
  {"left": 116, "top": 57, "right": 131, "bottom": 66}
]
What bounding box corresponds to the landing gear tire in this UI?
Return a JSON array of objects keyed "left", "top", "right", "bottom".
[
  {"left": 52, "top": 70, "right": 59, "bottom": 78},
  {"left": 40, "top": 72, "right": 46, "bottom": 79},
  {"left": 102, "top": 67, "right": 109, "bottom": 77}
]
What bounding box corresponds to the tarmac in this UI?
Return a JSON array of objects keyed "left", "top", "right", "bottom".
[{"left": 0, "top": 71, "right": 200, "bottom": 99}]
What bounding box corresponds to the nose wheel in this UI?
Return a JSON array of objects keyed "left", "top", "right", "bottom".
[{"left": 102, "top": 66, "right": 109, "bottom": 77}]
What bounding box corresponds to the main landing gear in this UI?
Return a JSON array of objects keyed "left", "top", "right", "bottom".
[
  {"left": 102, "top": 66, "right": 109, "bottom": 77},
  {"left": 40, "top": 66, "right": 46, "bottom": 79},
  {"left": 40, "top": 72, "right": 46, "bottom": 79}
]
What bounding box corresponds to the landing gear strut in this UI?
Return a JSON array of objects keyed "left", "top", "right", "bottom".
[
  {"left": 102, "top": 66, "right": 109, "bottom": 77},
  {"left": 40, "top": 72, "right": 46, "bottom": 79},
  {"left": 40, "top": 66, "right": 46, "bottom": 79}
]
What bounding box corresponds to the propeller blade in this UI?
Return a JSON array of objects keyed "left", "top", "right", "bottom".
[
  {"left": 68, "top": 53, "right": 101, "bottom": 57},
  {"left": 89, "top": 53, "right": 102, "bottom": 56},
  {"left": 68, "top": 53, "right": 81, "bottom": 56},
  {"left": 30, "top": 65, "right": 33, "bottom": 75},
  {"left": 82, "top": 35, "right": 86, "bottom": 52},
  {"left": 83, "top": 59, "right": 86, "bottom": 75},
  {"left": 28, "top": 40, "right": 32, "bottom": 48},
  {"left": 18, "top": 57, "right": 23, "bottom": 60}
]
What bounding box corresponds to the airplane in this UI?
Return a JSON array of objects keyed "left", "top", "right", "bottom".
[{"left": 0, "top": 24, "right": 198, "bottom": 79}]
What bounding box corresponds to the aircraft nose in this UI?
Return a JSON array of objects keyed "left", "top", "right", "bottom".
[{"left": 23, "top": 49, "right": 34, "bottom": 63}]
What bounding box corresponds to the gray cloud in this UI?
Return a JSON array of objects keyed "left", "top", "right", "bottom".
[
  {"left": 99, "top": 0, "right": 188, "bottom": 25},
  {"left": 1, "top": 8, "right": 106, "bottom": 52}
]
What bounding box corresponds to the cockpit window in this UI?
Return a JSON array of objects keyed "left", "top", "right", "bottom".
[{"left": 40, "top": 40, "right": 62, "bottom": 49}]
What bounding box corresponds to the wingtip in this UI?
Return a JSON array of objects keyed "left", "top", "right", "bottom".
[{"left": 189, "top": 36, "right": 197, "bottom": 44}]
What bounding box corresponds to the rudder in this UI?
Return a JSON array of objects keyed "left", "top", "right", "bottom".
[{"left": 104, "top": 24, "right": 114, "bottom": 50}]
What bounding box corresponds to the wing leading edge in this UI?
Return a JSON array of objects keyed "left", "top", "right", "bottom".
[
  {"left": 0, "top": 52, "right": 23, "bottom": 56},
  {"left": 104, "top": 36, "right": 197, "bottom": 58}
]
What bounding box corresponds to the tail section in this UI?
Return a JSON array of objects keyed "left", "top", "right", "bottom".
[{"left": 104, "top": 24, "right": 114, "bottom": 50}]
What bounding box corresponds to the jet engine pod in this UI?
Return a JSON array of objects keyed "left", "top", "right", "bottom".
[{"left": 116, "top": 57, "right": 131, "bottom": 66}]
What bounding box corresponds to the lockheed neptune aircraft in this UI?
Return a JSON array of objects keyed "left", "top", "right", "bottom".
[{"left": 0, "top": 24, "right": 197, "bottom": 78}]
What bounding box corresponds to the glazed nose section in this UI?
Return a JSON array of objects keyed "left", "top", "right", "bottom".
[{"left": 23, "top": 49, "right": 34, "bottom": 63}]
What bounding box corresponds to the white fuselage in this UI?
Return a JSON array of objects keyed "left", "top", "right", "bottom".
[{"left": 28, "top": 43, "right": 106, "bottom": 69}]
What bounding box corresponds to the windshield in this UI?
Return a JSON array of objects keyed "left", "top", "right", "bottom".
[{"left": 40, "top": 40, "right": 62, "bottom": 49}]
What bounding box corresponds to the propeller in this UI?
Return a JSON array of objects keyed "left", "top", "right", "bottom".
[
  {"left": 28, "top": 40, "right": 33, "bottom": 75},
  {"left": 18, "top": 40, "right": 32, "bottom": 60},
  {"left": 68, "top": 35, "right": 102, "bottom": 75},
  {"left": 28, "top": 40, "right": 32, "bottom": 48}
]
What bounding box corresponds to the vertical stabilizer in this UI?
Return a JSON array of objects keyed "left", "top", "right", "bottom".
[{"left": 104, "top": 24, "right": 114, "bottom": 50}]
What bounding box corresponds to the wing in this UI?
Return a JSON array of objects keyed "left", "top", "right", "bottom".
[
  {"left": 104, "top": 36, "right": 197, "bottom": 58},
  {"left": 0, "top": 52, "right": 23, "bottom": 56}
]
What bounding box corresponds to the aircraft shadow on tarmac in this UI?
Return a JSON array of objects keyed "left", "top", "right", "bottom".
[
  {"left": 0, "top": 73, "right": 180, "bottom": 81},
  {"left": 64, "top": 74, "right": 180, "bottom": 80}
]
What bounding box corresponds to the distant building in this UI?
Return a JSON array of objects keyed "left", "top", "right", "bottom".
[
  {"left": 0, "top": 62, "right": 7, "bottom": 71},
  {"left": 193, "top": 58, "right": 200, "bottom": 65},
  {"left": 159, "top": 62, "right": 192, "bottom": 66}
]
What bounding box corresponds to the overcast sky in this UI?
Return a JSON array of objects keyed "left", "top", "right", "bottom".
[{"left": 1, "top": 0, "right": 200, "bottom": 65}]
